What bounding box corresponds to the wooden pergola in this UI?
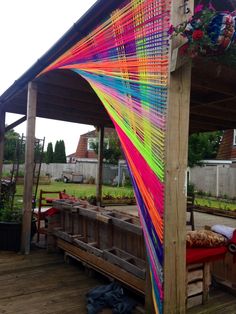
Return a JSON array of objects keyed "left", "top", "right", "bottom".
[{"left": 1, "top": 1, "right": 236, "bottom": 313}]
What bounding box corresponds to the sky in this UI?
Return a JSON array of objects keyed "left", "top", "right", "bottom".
[{"left": 0, "top": 0, "right": 97, "bottom": 155}]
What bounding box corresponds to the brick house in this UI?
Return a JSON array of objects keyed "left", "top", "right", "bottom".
[
  {"left": 217, "top": 129, "right": 236, "bottom": 160},
  {"left": 67, "top": 128, "right": 118, "bottom": 162}
]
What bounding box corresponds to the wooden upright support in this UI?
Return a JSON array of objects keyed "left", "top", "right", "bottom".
[
  {"left": 0, "top": 108, "right": 5, "bottom": 192},
  {"left": 96, "top": 126, "right": 104, "bottom": 206},
  {"left": 21, "top": 82, "right": 37, "bottom": 254},
  {"left": 163, "top": 1, "right": 194, "bottom": 313}
]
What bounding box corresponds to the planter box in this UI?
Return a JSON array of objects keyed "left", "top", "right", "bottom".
[
  {"left": 0, "top": 221, "right": 37, "bottom": 251},
  {"left": 104, "top": 212, "right": 143, "bottom": 235},
  {"left": 102, "top": 198, "right": 136, "bottom": 205},
  {"left": 74, "top": 238, "right": 103, "bottom": 257},
  {"left": 195, "top": 206, "right": 236, "bottom": 219},
  {"left": 103, "top": 247, "right": 146, "bottom": 279},
  {"left": 0, "top": 222, "right": 21, "bottom": 251},
  {"left": 17, "top": 176, "right": 51, "bottom": 185}
]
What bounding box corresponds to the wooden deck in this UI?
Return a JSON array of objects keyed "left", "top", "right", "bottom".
[
  {"left": 187, "top": 288, "right": 236, "bottom": 314},
  {"left": 0, "top": 249, "right": 101, "bottom": 313},
  {"left": 0, "top": 248, "right": 144, "bottom": 314},
  {"left": 0, "top": 248, "right": 235, "bottom": 314}
]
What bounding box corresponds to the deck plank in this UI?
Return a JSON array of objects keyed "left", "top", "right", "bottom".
[
  {"left": 1, "top": 249, "right": 235, "bottom": 314},
  {"left": 0, "top": 250, "right": 100, "bottom": 314},
  {"left": 187, "top": 288, "right": 236, "bottom": 314}
]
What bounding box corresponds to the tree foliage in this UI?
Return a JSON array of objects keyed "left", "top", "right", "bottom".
[
  {"left": 92, "top": 137, "right": 123, "bottom": 164},
  {"left": 45, "top": 142, "right": 54, "bottom": 164},
  {"left": 53, "top": 140, "right": 66, "bottom": 163},
  {"left": 4, "top": 129, "right": 21, "bottom": 163},
  {"left": 188, "top": 131, "right": 222, "bottom": 167}
]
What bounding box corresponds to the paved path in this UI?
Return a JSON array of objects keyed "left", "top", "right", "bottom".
[{"left": 106, "top": 205, "right": 236, "bottom": 230}]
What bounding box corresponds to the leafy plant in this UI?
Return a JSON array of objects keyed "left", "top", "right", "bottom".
[
  {"left": 187, "top": 183, "right": 195, "bottom": 194},
  {"left": 91, "top": 137, "right": 123, "bottom": 165},
  {"left": 188, "top": 131, "right": 222, "bottom": 167}
]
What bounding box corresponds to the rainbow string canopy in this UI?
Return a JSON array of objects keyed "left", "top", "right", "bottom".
[{"left": 42, "top": 0, "right": 171, "bottom": 312}]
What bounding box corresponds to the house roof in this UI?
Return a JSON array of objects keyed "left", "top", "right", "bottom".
[{"left": 0, "top": 0, "right": 236, "bottom": 132}]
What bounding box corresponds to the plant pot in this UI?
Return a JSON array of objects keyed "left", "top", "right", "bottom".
[
  {"left": 0, "top": 221, "right": 21, "bottom": 251},
  {"left": 0, "top": 220, "right": 37, "bottom": 251}
]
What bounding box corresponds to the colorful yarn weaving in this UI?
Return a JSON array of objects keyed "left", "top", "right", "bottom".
[{"left": 41, "top": 0, "right": 171, "bottom": 312}]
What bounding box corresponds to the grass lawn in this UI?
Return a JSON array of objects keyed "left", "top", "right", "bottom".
[
  {"left": 16, "top": 182, "right": 134, "bottom": 201},
  {"left": 195, "top": 197, "right": 236, "bottom": 211}
]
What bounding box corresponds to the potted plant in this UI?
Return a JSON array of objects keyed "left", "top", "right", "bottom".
[
  {"left": 0, "top": 181, "right": 36, "bottom": 251},
  {"left": 170, "top": 4, "right": 236, "bottom": 58}
]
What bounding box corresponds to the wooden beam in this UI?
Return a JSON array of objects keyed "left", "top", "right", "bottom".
[
  {"left": 190, "top": 109, "right": 236, "bottom": 123},
  {"left": 96, "top": 126, "right": 104, "bottom": 206},
  {"left": 190, "top": 114, "right": 236, "bottom": 129},
  {"left": 0, "top": 109, "right": 5, "bottom": 196},
  {"left": 5, "top": 106, "right": 114, "bottom": 128},
  {"left": 37, "top": 69, "right": 93, "bottom": 92},
  {"left": 191, "top": 96, "right": 236, "bottom": 109},
  {"left": 5, "top": 99, "right": 111, "bottom": 121},
  {"left": 163, "top": 1, "right": 194, "bottom": 313},
  {"left": 37, "top": 82, "right": 98, "bottom": 103},
  {"left": 5, "top": 116, "right": 26, "bottom": 132},
  {"left": 21, "top": 82, "right": 37, "bottom": 254}
]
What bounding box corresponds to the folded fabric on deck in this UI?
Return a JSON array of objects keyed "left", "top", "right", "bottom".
[
  {"left": 86, "top": 282, "right": 137, "bottom": 314},
  {"left": 211, "top": 224, "right": 235, "bottom": 239}
]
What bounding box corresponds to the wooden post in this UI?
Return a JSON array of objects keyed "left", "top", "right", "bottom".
[
  {"left": 163, "top": 1, "right": 194, "bottom": 313},
  {"left": 96, "top": 126, "right": 104, "bottom": 206},
  {"left": 21, "top": 82, "right": 37, "bottom": 254},
  {"left": 0, "top": 109, "right": 5, "bottom": 195}
]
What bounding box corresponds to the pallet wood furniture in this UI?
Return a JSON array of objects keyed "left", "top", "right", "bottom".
[
  {"left": 211, "top": 251, "right": 236, "bottom": 293},
  {"left": 186, "top": 262, "right": 211, "bottom": 309},
  {"left": 48, "top": 200, "right": 146, "bottom": 292},
  {"left": 47, "top": 200, "right": 212, "bottom": 310},
  {"left": 203, "top": 225, "right": 236, "bottom": 295}
]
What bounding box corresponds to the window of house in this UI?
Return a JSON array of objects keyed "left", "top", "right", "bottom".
[
  {"left": 234, "top": 129, "right": 236, "bottom": 146},
  {"left": 87, "top": 138, "right": 109, "bottom": 151},
  {"left": 87, "top": 138, "right": 97, "bottom": 151}
]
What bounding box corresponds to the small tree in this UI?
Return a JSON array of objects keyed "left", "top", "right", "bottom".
[
  {"left": 53, "top": 140, "right": 66, "bottom": 163},
  {"left": 188, "top": 131, "right": 222, "bottom": 167},
  {"left": 45, "top": 142, "right": 54, "bottom": 164},
  {"left": 92, "top": 137, "right": 123, "bottom": 164},
  {"left": 4, "top": 129, "right": 22, "bottom": 164}
]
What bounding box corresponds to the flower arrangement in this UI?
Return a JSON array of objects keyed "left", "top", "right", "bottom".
[{"left": 169, "top": 4, "right": 236, "bottom": 58}]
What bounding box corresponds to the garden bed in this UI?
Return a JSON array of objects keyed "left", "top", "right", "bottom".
[
  {"left": 102, "top": 198, "right": 136, "bottom": 206},
  {"left": 194, "top": 205, "right": 236, "bottom": 219}
]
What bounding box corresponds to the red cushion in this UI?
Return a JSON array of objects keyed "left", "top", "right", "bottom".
[
  {"left": 44, "top": 207, "right": 59, "bottom": 217},
  {"left": 186, "top": 246, "right": 227, "bottom": 264}
]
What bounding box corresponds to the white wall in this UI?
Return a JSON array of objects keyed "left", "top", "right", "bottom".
[{"left": 190, "top": 165, "right": 236, "bottom": 198}]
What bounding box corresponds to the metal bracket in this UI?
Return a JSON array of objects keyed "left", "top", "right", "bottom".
[{"left": 180, "top": 0, "right": 191, "bottom": 15}]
